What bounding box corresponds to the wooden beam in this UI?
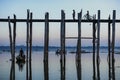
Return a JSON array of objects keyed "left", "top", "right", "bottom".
[
  {"left": 0, "top": 19, "right": 120, "bottom": 23},
  {"left": 65, "top": 37, "right": 94, "bottom": 39}
]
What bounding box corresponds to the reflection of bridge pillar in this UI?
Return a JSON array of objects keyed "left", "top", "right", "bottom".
[
  {"left": 60, "top": 10, "right": 66, "bottom": 80},
  {"left": 10, "top": 61, "right": 15, "bottom": 80},
  {"left": 44, "top": 12, "right": 49, "bottom": 80}
]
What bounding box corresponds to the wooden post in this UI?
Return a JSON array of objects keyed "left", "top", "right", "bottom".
[
  {"left": 108, "top": 15, "right": 111, "bottom": 80},
  {"left": 29, "top": 12, "right": 32, "bottom": 61},
  {"left": 92, "top": 16, "right": 96, "bottom": 80},
  {"left": 29, "top": 12, "right": 33, "bottom": 80},
  {"left": 10, "top": 62, "right": 12, "bottom": 80},
  {"left": 26, "top": 9, "right": 30, "bottom": 80},
  {"left": 10, "top": 60, "right": 15, "bottom": 80},
  {"left": 112, "top": 10, "right": 116, "bottom": 80},
  {"left": 8, "top": 17, "right": 13, "bottom": 79},
  {"left": 44, "top": 12, "right": 49, "bottom": 80},
  {"left": 8, "top": 16, "right": 13, "bottom": 59},
  {"left": 13, "top": 14, "right": 16, "bottom": 60},
  {"left": 12, "top": 14, "right": 16, "bottom": 80},
  {"left": 60, "top": 10, "right": 66, "bottom": 80},
  {"left": 76, "top": 10, "right": 82, "bottom": 80},
  {"left": 26, "top": 9, "right": 30, "bottom": 62},
  {"left": 63, "top": 11, "right": 66, "bottom": 80},
  {"left": 96, "top": 10, "right": 100, "bottom": 80}
]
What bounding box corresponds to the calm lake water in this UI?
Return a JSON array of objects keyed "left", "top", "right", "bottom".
[{"left": 0, "top": 51, "right": 120, "bottom": 80}]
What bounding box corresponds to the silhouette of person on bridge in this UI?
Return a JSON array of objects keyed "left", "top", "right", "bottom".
[{"left": 72, "top": 10, "right": 75, "bottom": 20}]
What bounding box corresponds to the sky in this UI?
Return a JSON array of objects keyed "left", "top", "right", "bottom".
[{"left": 0, "top": 0, "right": 120, "bottom": 46}]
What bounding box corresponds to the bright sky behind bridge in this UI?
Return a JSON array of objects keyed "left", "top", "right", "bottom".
[{"left": 0, "top": 0, "right": 120, "bottom": 46}]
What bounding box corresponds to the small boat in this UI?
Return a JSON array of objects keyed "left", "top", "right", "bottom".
[
  {"left": 56, "top": 49, "right": 61, "bottom": 54},
  {"left": 16, "top": 48, "right": 25, "bottom": 62},
  {"left": 56, "top": 49, "right": 67, "bottom": 55},
  {"left": 16, "top": 55, "right": 25, "bottom": 62}
]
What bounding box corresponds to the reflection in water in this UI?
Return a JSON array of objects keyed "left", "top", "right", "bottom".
[
  {"left": 25, "top": 58, "right": 32, "bottom": 80},
  {"left": 29, "top": 60, "right": 32, "bottom": 80},
  {"left": 10, "top": 61, "right": 15, "bottom": 80},
  {"left": 10, "top": 58, "right": 32, "bottom": 80},
  {"left": 8, "top": 52, "right": 117, "bottom": 80},
  {"left": 75, "top": 54, "right": 81, "bottom": 80},
  {"left": 96, "top": 56, "right": 100, "bottom": 80},
  {"left": 60, "top": 52, "right": 66, "bottom": 80},
  {"left": 44, "top": 59, "right": 49, "bottom": 80},
  {"left": 16, "top": 61, "right": 25, "bottom": 72},
  {"left": 108, "top": 53, "right": 116, "bottom": 80},
  {"left": 26, "top": 60, "right": 29, "bottom": 80},
  {"left": 44, "top": 51, "right": 49, "bottom": 80},
  {"left": 26, "top": 59, "right": 32, "bottom": 80}
]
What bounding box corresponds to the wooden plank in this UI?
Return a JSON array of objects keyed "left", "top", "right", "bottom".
[
  {"left": 44, "top": 12, "right": 49, "bottom": 80},
  {"left": 65, "top": 37, "right": 94, "bottom": 39},
  {"left": 112, "top": 10, "right": 116, "bottom": 80}
]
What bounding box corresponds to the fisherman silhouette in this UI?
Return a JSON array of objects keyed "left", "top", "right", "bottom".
[
  {"left": 72, "top": 10, "right": 75, "bottom": 20},
  {"left": 19, "top": 48, "right": 24, "bottom": 57}
]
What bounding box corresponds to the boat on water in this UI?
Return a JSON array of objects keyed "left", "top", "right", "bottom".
[
  {"left": 16, "top": 55, "right": 25, "bottom": 62},
  {"left": 56, "top": 49, "right": 67, "bottom": 55},
  {"left": 16, "top": 48, "right": 25, "bottom": 62}
]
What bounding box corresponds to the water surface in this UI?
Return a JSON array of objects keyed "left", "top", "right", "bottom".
[{"left": 0, "top": 51, "right": 120, "bottom": 80}]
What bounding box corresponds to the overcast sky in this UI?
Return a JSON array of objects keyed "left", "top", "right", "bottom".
[{"left": 0, "top": 0, "right": 120, "bottom": 46}]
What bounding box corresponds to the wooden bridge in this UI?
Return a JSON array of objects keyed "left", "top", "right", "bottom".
[{"left": 0, "top": 9, "right": 119, "bottom": 80}]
